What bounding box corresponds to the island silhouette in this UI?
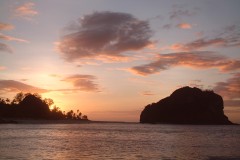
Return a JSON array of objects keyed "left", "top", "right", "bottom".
[
  {"left": 0, "top": 92, "right": 88, "bottom": 124},
  {"left": 140, "top": 86, "right": 234, "bottom": 125},
  {"left": 0, "top": 87, "right": 236, "bottom": 124}
]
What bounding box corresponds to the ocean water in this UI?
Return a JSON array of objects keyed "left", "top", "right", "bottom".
[{"left": 0, "top": 123, "right": 240, "bottom": 160}]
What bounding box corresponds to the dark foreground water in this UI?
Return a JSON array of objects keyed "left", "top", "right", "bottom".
[{"left": 0, "top": 123, "right": 240, "bottom": 160}]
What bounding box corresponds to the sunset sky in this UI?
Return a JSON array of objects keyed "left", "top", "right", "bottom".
[{"left": 0, "top": 0, "right": 239, "bottom": 122}]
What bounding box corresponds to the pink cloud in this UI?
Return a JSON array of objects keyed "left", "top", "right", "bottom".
[
  {"left": 130, "top": 52, "right": 240, "bottom": 76},
  {"left": 15, "top": 2, "right": 38, "bottom": 19}
]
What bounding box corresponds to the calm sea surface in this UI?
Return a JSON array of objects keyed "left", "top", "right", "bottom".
[{"left": 0, "top": 123, "right": 240, "bottom": 160}]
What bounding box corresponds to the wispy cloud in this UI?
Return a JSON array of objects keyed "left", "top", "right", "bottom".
[
  {"left": 0, "top": 42, "right": 13, "bottom": 53},
  {"left": 0, "top": 33, "right": 28, "bottom": 53},
  {"left": 167, "top": 25, "right": 240, "bottom": 51},
  {"left": 15, "top": 2, "right": 38, "bottom": 20},
  {"left": 169, "top": 38, "right": 227, "bottom": 51},
  {"left": 0, "top": 80, "right": 48, "bottom": 94},
  {"left": 162, "top": 24, "right": 172, "bottom": 30},
  {"left": 0, "top": 22, "right": 28, "bottom": 53},
  {"left": 0, "top": 23, "right": 14, "bottom": 31},
  {"left": 169, "top": 8, "right": 196, "bottom": 20},
  {"left": 130, "top": 52, "right": 240, "bottom": 76},
  {"left": 57, "top": 11, "right": 153, "bottom": 62},
  {"left": 176, "top": 23, "right": 192, "bottom": 29},
  {"left": 62, "top": 74, "right": 100, "bottom": 92},
  {"left": 0, "top": 33, "right": 29, "bottom": 43},
  {"left": 140, "top": 91, "right": 156, "bottom": 96},
  {"left": 213, "top": 73, "right": 240, "bottom": 108}
]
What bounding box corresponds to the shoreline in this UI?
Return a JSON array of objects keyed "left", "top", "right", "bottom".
[
  {"left": 0, "top": 118, "right": 238, "bottom": 125},
  {"left": 0, "top": 118, "right": 91, "bottom": 124},
  {"left": 0, "top": 118, "right": 137, "bottom": 124}
]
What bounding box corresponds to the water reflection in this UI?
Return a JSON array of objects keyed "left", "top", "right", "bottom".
[{"left": 0, "top": 124, "right": 240, "bottom": 159}]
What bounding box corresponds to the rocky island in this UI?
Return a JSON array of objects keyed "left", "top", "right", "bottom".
[{"left": 140, "top": 86, "right": 234, "bottom": 125}]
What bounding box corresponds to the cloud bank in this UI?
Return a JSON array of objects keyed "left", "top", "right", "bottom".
[
  {"left": 130, "top": 52, "right": 240, "bottom": 76},
  {"left": 57, "top": 11, "right": 153, "bottom": 62}
]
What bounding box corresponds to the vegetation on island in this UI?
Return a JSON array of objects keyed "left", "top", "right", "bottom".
[{"left": 0, "top": 92, "right": 88, "bottom": 121}]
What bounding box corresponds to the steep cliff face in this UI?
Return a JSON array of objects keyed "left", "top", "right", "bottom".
[{"left": 140, "top": 86, "right": 233, "bottom": 124}]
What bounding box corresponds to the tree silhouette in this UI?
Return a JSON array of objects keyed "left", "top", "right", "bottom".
[
  {"left": 43, "top": 98, "right": 54, "bottom": 107},
  {"left": 82, "top": 115, "right": 88, "bottom": 120},
  {"left": 13, "top": 92, "right": 25, "bottom": 104},
  {"left": 0, "top": 92, "right": 89, "bottom": 121}
]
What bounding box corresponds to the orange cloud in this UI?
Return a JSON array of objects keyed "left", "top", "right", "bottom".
[
  {"left": 177, "top": 23, "right": 192, "bottom": 29},
  {"left": 0, "top": 80, "right": 48, "bottom": 94},
  {"left": 62, "top": 74, "right": 100, "bottom": 92},
  {"left": 15, "top": 2, "right": 38, "bottom": 19},
  {"left": 0, "top": 23, "right": 14, "bottom": 31},
  {"left": 57, "top": 11, "right": 153, "bottom": 62},
  {"left": 130, "top": 52, "right": 240, "bottom": 76}
]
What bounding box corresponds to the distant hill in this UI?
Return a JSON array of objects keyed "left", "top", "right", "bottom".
[{"left": 140, "top": 86, "right": 234, "bottom": 125}]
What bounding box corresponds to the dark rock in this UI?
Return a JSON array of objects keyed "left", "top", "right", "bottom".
[{"left": 140, "top": 86, "right": 234, "bottom": 124}]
